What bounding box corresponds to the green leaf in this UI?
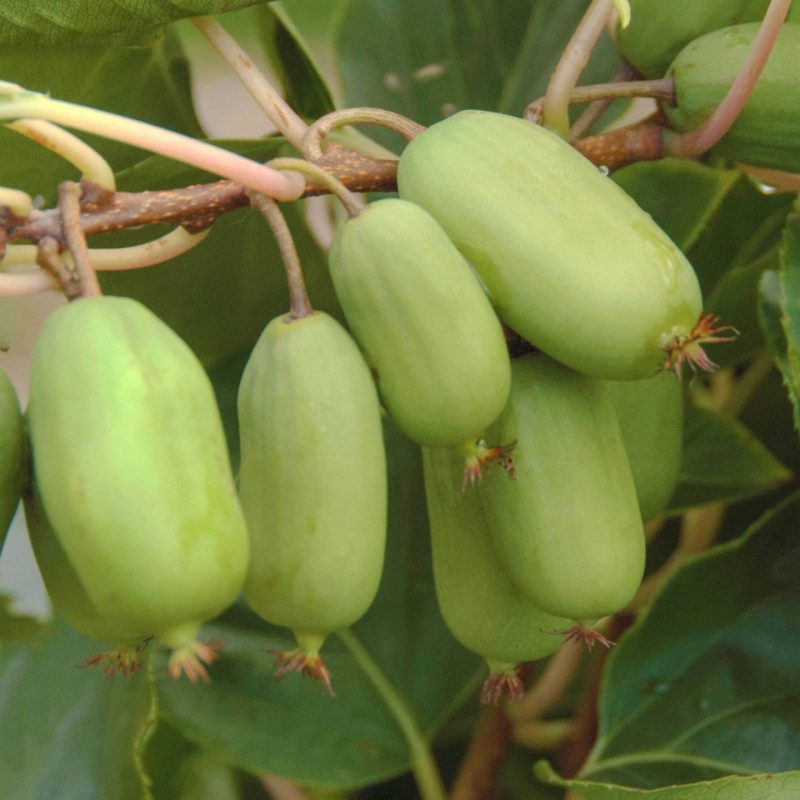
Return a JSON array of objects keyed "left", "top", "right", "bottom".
[
  {"left": 549, "top": 492, "right": 800, "bottom": 791},
  {"left": 101, "top": 139, "right": 340, "bottom": 370},
  {"left": 536, "top": 761, "right": 800, "bottom": 799},
  {"left": 0, "top": 32, "right": 201, "bottom": 206},
  {"left": 0, "top": 616, "right": 159, "bottom": 800},
  {"left": 688, "top": 178, "right": 793, "bottom": 299},
  {"left": 261, "top": 5, "right": 337, "bottom": 121},
  {"left": 707, "top": 246, "right": 778, "bottom": 368},
  {"left": 271, "top": 0, "right": 353, "bottom": 104},
  {"left": 0, "top": 1, "right": 274, "bottom": 45},
  {"left": 612, "top": 160, "right": 740, "bottom": 254},
  {"left": 778, "top": 211, "right": 800, "bottom": 380},
  {"left": 666, "top": 406, "right": 791, "bottom": 514},
  {"left": 332, "top": 0, "right": 536, "bottom": 149},
  {"left": 760, "top": 269, "right": 800, "bottom": 432},
  {"left": 158, "top": 422, "right": 482, "bottom": 790},
  {"left": 0, "top": 592, "right": 41, "bottom": 643}
]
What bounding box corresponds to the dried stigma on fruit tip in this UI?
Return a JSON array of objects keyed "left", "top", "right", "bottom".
[
  {"left": 661, "top": 312, "right": 738, "bottom": 381},
  {"left": 460, "top": 437, "right": 516, "bottom": 492}
]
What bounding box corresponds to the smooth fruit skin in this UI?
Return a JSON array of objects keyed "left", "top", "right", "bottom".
[
  {"left": 0, "top": 367, "right": 24, "bottom": 552},
  {"left": 423, "top": 445, "right": 570, "bottom": 667},
  {"left": 605, "top": 374, "right": 684, "bottom": 522},
  {"left": 616, "top": 0, "right": 800, "bottom": 79},
  {"left": 479, "top": 354, "right": 645, "bottom": 623},
  {"left": 238, "top": 312, "right": 387, "bottom": 638},
  {"left": 26, "top": 296, "right": 249, "bottom": 647},
  {"left": 24, "top": 478, "right": 147, "bottom": 644},
  {"left": 666, "top": 24, "right": 800, "bottom": 173},
  {"left": 397, "top": 111, "right": 703, "bottom": 381},
  {"left": 328, "top": 198, "right": 511, "bottom": 446}
]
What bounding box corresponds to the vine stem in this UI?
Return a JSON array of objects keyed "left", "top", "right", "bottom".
[
  {"left": 248, "top": 192, "right": 312, "bottom": 319},
  {"left": 0, "top": 187, "right": 32, "bottom": 217},
  {"left": 59, "top": 182, "right": 101, "bottom": 298},
  {"left": 303, "top": 107, "right": 426, "bottom": 161},
  {"left": 6, "top": 118, "right": 115, "bottom": 190},
  {"left": 568, "top": 63, "right": 641, "bottom": 141},
  {"left": 0, "top": 89, "right": 305, "bottom": 201},
  {"left": 336, "top": 629, "right": 447, "bottom": 800},
  {"left": 268, "top": 156, "right": 364, "bottom": 217},
  {"left": 190, "top": 15, "right": 309, "bottom": 155},
  {"left": 664, "top": 0, "right": 792, "bottom": 158},
  {"left": 541, "top": 0, "right": 615, "bottom": 139}
]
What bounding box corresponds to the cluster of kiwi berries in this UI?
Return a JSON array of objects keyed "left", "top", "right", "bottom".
[{"left": 10, "top": 0, "right": 798, "bottom": 700}]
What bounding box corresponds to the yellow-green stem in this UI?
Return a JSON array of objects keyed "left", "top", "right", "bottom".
[{"left": 336, "top": 629, "right": 447, "bottom": 800}]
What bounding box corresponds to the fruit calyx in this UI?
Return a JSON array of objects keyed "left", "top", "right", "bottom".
[
  {"left": 461, "top": 438, "right": 516, "bottom": 491},
  {"left": 480, "top": 660, "right": 526, "bottom": 705},
  {"left": 81, "top": 637, "right": 153, "bottom": 677},
  {"left": 554, "top": 624, "right": 616, "bottom": 652},
  {"left": 167, "top": 639, "right": 222, "bottom": 683},
  {"left": 661, "top": 312, "right": 738, "bottom": 381},
  {"left": 269, "top": 648, "right": 334, "bottom": 696}
]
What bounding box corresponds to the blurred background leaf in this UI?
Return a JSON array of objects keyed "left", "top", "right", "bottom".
[{"left": 0, "top": 617, "right": 158, "bottom": 800}]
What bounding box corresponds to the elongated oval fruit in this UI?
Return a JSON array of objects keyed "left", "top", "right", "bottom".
[
  {"left": 665, "top": 23, "right": 800, "bottom": 173},
  {"left": 0, "top": 366, "right": 24, "bottom": 552},
  {"left": 479, "top": 354, "right": 645, "bottom": 625},
  {"left": 397, "top": 111, "right": 704, "bottom": 380},
  {"left": 328, "top": 198, "right": 511, "bottom": 446},
  {"left": 238, "top": 311, "right": 387, "bottom": 694},
  {"left": 616, "top": 0, "right": 800, "bottom": 79},
  {"left": 423, "top": 445, "right": 570, "bottom": 704},
  {"left": 605, "top": 374, "right": 684, "bottom": 521},
  {"left": 26, "top": 296, "right": 249, "bottom": 679}
]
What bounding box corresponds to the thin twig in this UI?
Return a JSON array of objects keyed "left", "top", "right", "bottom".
[
  {"left": 259, "top": 775, "right": 311, "bottom": 800},
  {"left": 449, "top": 705, "right": 513, "bottom": 800},
  {"left": 303, "top": 107, "right": 425, "bottom": 160},
  {"left": 36, "top": 236, "right": 79, "bottom": 299},
  {"left": 540, "top": 0, "right": 615, "bottom": 138},
  {"left": 569, "top": 64, "right": 647, "bottom": 140},
  {"left": 6, "top": 118, "right": 115, "bottom": 190},
  {"left": 191, "top": 16, "right": 309, "bottom": 154},
  {"left": 59, "top": 182, "right": 101, "bottom": 298},
  {"left": 248, "top": 192, "right": 313, "bottom": 319},
  {"left": 507, "top": 643, "right": 586, "bottom": 725}
]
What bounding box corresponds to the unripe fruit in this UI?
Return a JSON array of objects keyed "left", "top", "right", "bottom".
[
  {"left": 24, "top": 477, "right": 146, "bottom": 646},
  {"left": 616, "top": 0, "right": 800, "bottom": 80},
  {"left": 479, "top": 354, "right": 645, "bottom": 624},
  {"left": 26, "top": 296, "right": 249, "bottom": 678},
  {"left": 0, "top": 366, "right": 24, "bottom": 552},
  {"left": 397, "top": 111, "right": 704, "bottom": 381},
  {"left": 423, "top": 445, "right": 570, "bottom": 704},
  {"left": 665, "top": 23, "right": 800, "bottom": 173},
  {"left": 605, "top": 374, "right": 684, "bottom": 521},
  {"left": 238, "top": 311, "right": 387, "bottom": 694},
  {"left": 328, "top": 198, "right": 511, "bottom": 446}
]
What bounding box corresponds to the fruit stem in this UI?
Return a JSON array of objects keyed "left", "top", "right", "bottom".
[
  {"left": 541, "top": 0, "right": 616, "bottom": 139},
  {"left": 0, "top": 87, "right": 306, "bottom": 200},
  {"left": 0, "top": 186, "right": 32, "bottom": 216},
  {"left": 59, "top": 182, "right": 102, "bottom": 299},
  {"left": 190, "top": 15, "right": 309, "bottom": 154},
  {"left": 527, "top": 77, "right": 674, "bottom": 129},
  {"left": 302, "top": 107, "right": 426, "bottom": 161},
  {"left": 249, "top": 191, "right": 313, "bottom": 319},
  {"left": 663, "top": 0, "right": 792, "bottom": 159},
  {"left": 5, "top": 118, "right": 115, "bottom": 190},
  {"left": 267, "top": 156, "right": 364, "bottom": 218},
  {"left": 337, "top": 628, "right": 447, "bottom": 800}
]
